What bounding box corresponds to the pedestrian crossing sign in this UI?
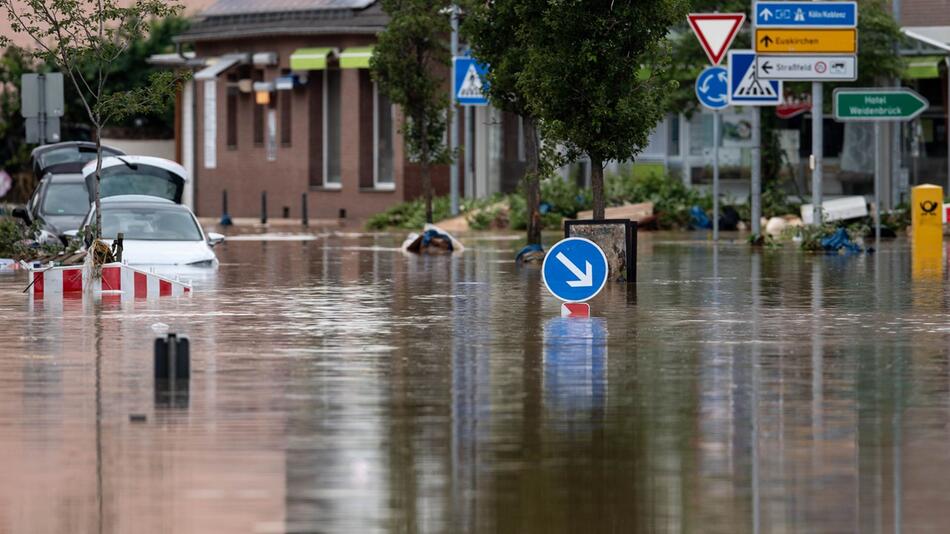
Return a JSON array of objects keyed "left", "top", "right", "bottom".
[
  {"left": 727, "top": 50, "right": 781, "bottom": 106},
  {"left": 454, "top": 56, "right": 489, "bottom": 106}
]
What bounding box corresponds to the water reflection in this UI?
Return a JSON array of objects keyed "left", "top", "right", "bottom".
[{"left": 2, "top": 234, "right": 950, "bottom": 532}]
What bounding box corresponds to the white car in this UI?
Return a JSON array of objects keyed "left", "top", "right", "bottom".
[{"left": 75, "top": 195, "right": 223, "bottom": 267}]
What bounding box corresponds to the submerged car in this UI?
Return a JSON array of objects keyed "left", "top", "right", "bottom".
[
  {"left": 31, "top": 141, "right": 124, "bottom": 182},
  {"left": 82, "top": 155, "right": 188, "bottom": 205},
  {"left": 75, "top": 195, "right": 223, "bottom": 267},
  {"left": 14, "top": 172, "right": 90, "bottom": 241}
]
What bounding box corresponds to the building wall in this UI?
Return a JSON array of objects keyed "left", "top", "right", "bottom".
[
  {"left": 192, "top": 35, "right": 437, "bottom": 222},
  {"left": 901, "top": 0, "right": 950, "bottom": 27}
]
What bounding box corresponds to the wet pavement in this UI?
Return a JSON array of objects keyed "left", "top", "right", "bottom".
[{"left": 1, "top": 231, "right": 949, "bottom": 533}]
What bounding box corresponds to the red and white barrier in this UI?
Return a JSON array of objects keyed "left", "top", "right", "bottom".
[{"left": 28, "top": 262, "right": 191, "bottom": 299}]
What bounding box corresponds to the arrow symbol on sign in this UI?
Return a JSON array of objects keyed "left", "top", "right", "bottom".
[
  {"left": 761, "top": 61, "right": 772, "bottom": 75},
  {"left": 760, "top": 7, "right": 773, "bottom": 21},
  {"left": 760, "top": 35, "right": 773, "bottom": 48},
  {"left": 556, "top": 252, "right": 593, "bottom": 288}
]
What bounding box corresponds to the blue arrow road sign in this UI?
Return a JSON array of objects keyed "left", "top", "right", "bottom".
[
  {"left": 754, "top": 1, "right": 857, "bottom": 28},
  {"left": 542, "top": 237, "right": 609, "bottom": 303},
  {"left": 454, "top": 56, "right": 489, "bottom": 106},
  {"left": 695, "top": 66, "right": 729, "bottom": 110},
  {"left": 728, "top": 50, "right": 781, "bottom": 106}
]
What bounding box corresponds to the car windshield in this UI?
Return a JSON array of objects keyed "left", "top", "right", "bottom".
[
  {"left": 99, "top": 165, "right": 182, "bottom": 202},
  {"left": 42, "top": 182, "right": 89, "bottom": 216},
  {"left": 99, "top": 206, "right": 202, "bottom": 241},
  {"left": 38, "top": 146, "right": 120, "bottom": 169}
]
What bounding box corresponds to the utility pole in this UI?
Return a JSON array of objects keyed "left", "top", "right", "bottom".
[{"left": 449, "top": 5, "right": 460, "bottom": 216}]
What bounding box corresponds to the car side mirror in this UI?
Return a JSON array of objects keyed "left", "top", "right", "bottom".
[
  {"left": 207, "top": 232, "right": 225, "bottom": 247},
  {"left": 11, "top": 207, "right": 30, "bottom": 224}
]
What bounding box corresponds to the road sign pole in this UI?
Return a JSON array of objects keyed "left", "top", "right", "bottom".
[
  {"left": 713, "top": 109, "right": 720, "bottom": 241},
  {"left": 874, "top": 121, "right": 882, "bottom": 243},
  {"left": 750, "top": 14, "right": 762, "bottom": 238},
  {"left": 812, "top": 81, "right": 823, "bottom": 225},
  {"left": 751, "top": 108, "right": 761, "bottom": 236},
  {"left": 449, "top": 6, "right": 460, "bottom": 216}
]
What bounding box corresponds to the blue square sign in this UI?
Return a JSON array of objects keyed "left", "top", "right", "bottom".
[
  {"left": 454, "top": 56, "right": 489, "bottom": 106},
  {"left": 728, "top": 50, "right": 781, "bottom": 106}
]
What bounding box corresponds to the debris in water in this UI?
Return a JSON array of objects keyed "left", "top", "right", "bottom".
[{"left": 402, "top": 224, "right": 464, "bottom": 255}]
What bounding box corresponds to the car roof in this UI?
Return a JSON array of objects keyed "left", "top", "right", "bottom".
[
  {"left": 101, "top": 195, "right": 178, "bottom": 205},
  {"left": 40, "top": 173, "right": 85, "bottom": 184},
  {"left": 82, "top": 156, "right": 188, "bottom": 180}
]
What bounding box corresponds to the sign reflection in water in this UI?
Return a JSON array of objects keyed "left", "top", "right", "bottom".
[{"left": 542, "top": 317, "right": 608, "bottom": 427}]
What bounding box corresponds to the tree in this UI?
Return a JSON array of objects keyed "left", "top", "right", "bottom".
[
  {"left": 462, "top": 0, "right": 547, "bottom": 246},
  {"left": 371, "top": 0, "right": 452, "bottom": 225},
  {"left": 0, "top": 0, "right": 186, "bottom": 246},
  {"left": 517, "top": 0, "right": 689, "bottom": 220}
]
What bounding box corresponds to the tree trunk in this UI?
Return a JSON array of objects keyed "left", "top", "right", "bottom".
[
  {"left": 590, "top": 154, "right": 605, "bottom": 220},
  {"left": 523, "top": 115, "right": 542, "bottom": 245},
  {"left": 94, "top": 126, "right": 102, "bottom": 239},
  {"left": 422, "top": 162, "right": 433, "bottom": 224},
  {"left": 420, "top": 113, "right": 432, "bottom": 224}
]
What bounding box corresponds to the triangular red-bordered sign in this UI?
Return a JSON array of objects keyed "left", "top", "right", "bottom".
[{"left": 687, "top": 13, "right": 746, "bottom": 66}]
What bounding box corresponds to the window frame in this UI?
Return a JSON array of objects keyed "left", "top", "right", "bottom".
[
  {"left": 373, "top": 82, "right": 395, "bottom": 190},
  {"left": 322, "top": 68, "right": 342, "bottom": 189}
]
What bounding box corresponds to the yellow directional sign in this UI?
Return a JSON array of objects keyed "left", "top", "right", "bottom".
[{"left": 755, "top": 29, "right": 856, "bottom": 54}]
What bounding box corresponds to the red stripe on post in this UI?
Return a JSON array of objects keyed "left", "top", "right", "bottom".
[
  {"left": 560, "top": 302, "right": 591, "bottom": 318},
  {"left": 33, "top": 271, "right": 44, "bottom": 296},
  {"left": 62, "top": 268, "right": 83, "bottom": 293},
  {"left": 134, "top": 272, "right": 148, "bottom": 298},
  {"left": 102, "top": 266, "right": 121, "bottom": 291},
  {"left": 159, "top": 279, "right": 171, "bottom": 296}
]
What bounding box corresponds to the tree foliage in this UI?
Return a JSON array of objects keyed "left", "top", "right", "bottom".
[
  {"left": 516, "top": 0, "right": 689, "bottom": 219},
  {"left": 371, "top": 0, "right": 452, "bottom": 224},
  {"left": 462, "top": 0, "right": 549, "bottom": 244}
]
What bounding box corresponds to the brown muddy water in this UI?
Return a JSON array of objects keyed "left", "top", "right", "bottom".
[{"left": 1, "top": 231, "right": 949, "bottom": 533}]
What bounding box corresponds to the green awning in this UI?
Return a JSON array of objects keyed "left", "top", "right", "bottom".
[
  {"left": 290, "top": 47, "right": 333, "bottom": 71},
  {"left": 904, "top": 55, "right": 943, "bottom": 79},
  {"left": 340, "top": 46, "right": 374, "bottom": 69}
]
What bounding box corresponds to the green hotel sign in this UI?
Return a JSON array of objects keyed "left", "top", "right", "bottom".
[{"left": 833, "top": 88, "right": 929, "bottom": 121}]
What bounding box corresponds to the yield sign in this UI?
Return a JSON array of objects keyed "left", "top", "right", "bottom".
[{"left": 687, "top": 13, "right": 746, "bottom": 65}]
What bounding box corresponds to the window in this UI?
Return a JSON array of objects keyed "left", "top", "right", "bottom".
[
  {"left": 99, "top": 206, "right": 202, "bottom": 241},
  {"left": 42, "top": 182, "right": 88, "bottom": 216},
  {"left": 374, "top": 82, "right": 394, "bottom": 188},
  {"left": 226, "top": 74, "right": 238, "bottom": 148},
  {"left": 253, "top": 70, "right": 264, "bottom": 146},
  {"left": 280, "top": 71, "right": 292, "bottom": 147},
  {"left": 324, "top": 68, "right": 342, "bottom": 187}
]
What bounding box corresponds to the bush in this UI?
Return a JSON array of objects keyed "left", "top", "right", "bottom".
[{"left": 605, "top": 169, "right": 712, "bottom": 229}]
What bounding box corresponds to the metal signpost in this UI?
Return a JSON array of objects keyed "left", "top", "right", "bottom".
[
  {"left": 688, "top": 13, "right": 744, "bottom": 242},
  {"left": 754, "top": 1, "right": 858, "bottom": 226},
  {"left": 695, "top": 66, "right": 729, "bottom": 242},
  {"left": 727, "top": 50, "right": 781, "bottom": 240},
  {"left": 833, "top": 88, "right": 929, "bottom": 242},
  {"left": 453, "top": 53, "right": 488, "bottom": 215},
  {"left": 21, "top": 73, "right": 64, "bottom": 144},
  {"left": 541, "top": 237, "right": 609, "bottom": 312}
]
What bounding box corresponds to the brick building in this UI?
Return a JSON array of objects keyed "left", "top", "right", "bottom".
[{"left": 156, "top": 0, "right": 527, "bottom": 222}]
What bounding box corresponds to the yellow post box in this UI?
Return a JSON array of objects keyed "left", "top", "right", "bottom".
[{"left": 911, "top": 184, "right": 944, "bottom": 279}]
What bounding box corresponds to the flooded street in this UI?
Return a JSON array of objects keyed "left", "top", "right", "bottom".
[{"left": 2, "top": 232, "right": 949, "bottom": 533}]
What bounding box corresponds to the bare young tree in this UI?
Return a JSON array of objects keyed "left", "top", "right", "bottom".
[{"left": 0, "top": 0, "right": 185, "bottom": 250}]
